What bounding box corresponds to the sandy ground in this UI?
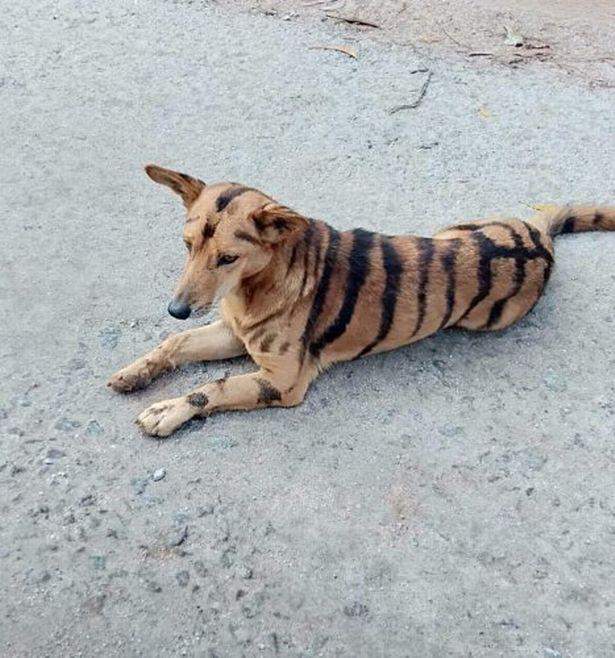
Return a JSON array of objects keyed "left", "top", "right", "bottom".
[
  {"left": 239, "top": 0, "right": 615, "bottom": 86},
  {"left": 1, "top": 0, "right": 615, "bottom": 656}
]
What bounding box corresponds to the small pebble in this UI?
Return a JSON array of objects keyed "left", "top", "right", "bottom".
[
  {"left": 90, "top": 555, "right": 107, "bottom": 570},
  {"left": 54, "top": 417, "right": 81, "bottom": 432},
  {"left": 99, "top": 326, "right": 121, "bottom": 350},
  {"left": 146, "top": 580, "right": 162, "bottom": 593},
  {"left": 193, "top": 560, "right": 208, "bottom": 578},
  {"left": 45, "top": 448, "right": 65, "bottom": 465},
  {"left": 79, "top": 494, "right": 95, "bottom": 507},
  {"left": 210, "top": 436, "right": 237, "bottom": 450},
  {"left": 164, "top": 525, "right": 188, "bottom": 548},
  {"left": 176, "top": 570, "right": 190, "bottom": 587},
  {"left": 86, "top": 420, "right": 104, "bottom": 437},
  {"left": 197, "top": 504, "right": 214, "bottom": 517},
  {"left": 343, "top": 601, "right": 369, "bottom": 618},
  {"left": 152, "top": 468, "right": 166, "bottom": 482},
  {"left": 238, "top": 564, "right": 253, "bottom": 580}
]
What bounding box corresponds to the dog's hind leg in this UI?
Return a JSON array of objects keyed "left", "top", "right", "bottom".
[{"left": 107, "top": 320, "right": 246, "bottom": 393}]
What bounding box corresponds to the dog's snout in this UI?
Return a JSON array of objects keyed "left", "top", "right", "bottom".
[{"left": 168, "top": 299, "right": 191, "bottom": 320}]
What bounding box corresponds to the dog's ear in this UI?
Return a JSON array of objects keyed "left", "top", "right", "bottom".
[
  {"left": 144, "top": 164, "right": 206, "bottom": 208},
  {"left": 249, "top": 203, "right": 309, "bottom": 244}
]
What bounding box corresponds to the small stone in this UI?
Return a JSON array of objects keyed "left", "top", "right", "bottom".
[
  {"left": 220, "top": 547, "right": 236, "bottom": 568},
  {"left": 438, "top": 424, "right": 463, "bottom": 438},
  {"left": 544, "top": 649, "right": 562, "bottom": 658},
  {"left": 99, "top": 326, "right": 121, "bottom": 350},
  {"left": 54, "top": 417, "right": 81, "bottom": 432},
  {"left": 197, "top": 504, "right": 214, "bottom": 517},
  {"left": 45, "top": 448, "right": 65, "bottom": 464},
  {"left": 173, "top": 511, "right": 190, "bottom": 525},
  {"left": 63, "top": 512, "right": 76, "bottom": 525},
  {"left": 145, "top": 579, "right": 162, "bottom": 593},
  {"left": 85, "top": 420, "right": 104, "bottom": 437},
  {"left": 79, "top": 494, "right": 95, "bottom": 507},
  {"left": 165, "top": 525, "right": 188, "bottom": 548},
  {"left": 343, "top": 601, "right": 369, "bottom": 618},
  {"left": 237, "top": 564, "right": 253, "bottom": 580},
  {"left": 152, "top": 468, "right": 166, "bottom": 482},
  {"left": 176, "top": 570, "right": 190, "bottom": 587},
  {"left": 25, "top": 569, "right": 51, "bottom": 585},
  {"left": 193, "top": 560, "right": 208, "bottom": 578},
  {"left": 210, "top": 436, "right": 237, "bottom": 450},
  {"left": 543, "top": 371, "right": 567, "bottom": 393},
  {"left": 84, "top": 593, "right": 106, "bottom": 614},
  {"left": 90, "top": 555, "right": 107, "bottom": 570}
]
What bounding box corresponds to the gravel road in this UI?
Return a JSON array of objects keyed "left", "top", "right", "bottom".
[{"left": 1, "top": 1, "right": 615, "bottom": 656}]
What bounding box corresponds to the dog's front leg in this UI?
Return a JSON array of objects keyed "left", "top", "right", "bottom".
[
  {"left": 108, "top": 320, "right": 245, "bottom": 393},
  {"left": 135, "top": 368, "right": 311, "bottom": 437}
]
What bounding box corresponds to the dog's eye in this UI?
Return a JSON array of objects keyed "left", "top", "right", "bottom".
[
  {"left": 217, "top": 254, "right": 239, "bottom": 267},
  {"left": 184, "top": 240, "right": 192, "bottom": 251}
]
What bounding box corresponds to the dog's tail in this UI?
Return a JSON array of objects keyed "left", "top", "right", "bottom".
[{"left": 529, "top": 204, "right": 615, "bottom": 237}]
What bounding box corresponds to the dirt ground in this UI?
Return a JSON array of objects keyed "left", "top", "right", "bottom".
[
  {"left": 234, "top": 0, "right": 615, "bottom": 86},
  {"left": 1, "top": 0, "right": 614, "bottom": 656}
]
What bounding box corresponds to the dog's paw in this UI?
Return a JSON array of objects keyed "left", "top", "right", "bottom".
[
  {"left": 136, "top": 398, "right": 195, "bottom": 437},
  {"left": 108, "top": 361, "right": 153, "bottom": 393}
]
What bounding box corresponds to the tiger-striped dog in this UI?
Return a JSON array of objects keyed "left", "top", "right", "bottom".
[{"left": 107, "top": 165, "right": 615, "bottom": 437}]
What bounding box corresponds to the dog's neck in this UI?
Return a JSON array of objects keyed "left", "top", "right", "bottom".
[{"left": 227, "top": 239, "right": 298, "bottom": 321}]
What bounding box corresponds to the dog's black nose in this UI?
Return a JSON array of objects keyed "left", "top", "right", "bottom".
[{"left": 168, "top": 299, "right": 191, "bottom": 320}]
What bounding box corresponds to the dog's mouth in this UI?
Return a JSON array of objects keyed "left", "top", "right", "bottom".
[{"left": 191, "top": 303, "right": 215, "bottom": 319}]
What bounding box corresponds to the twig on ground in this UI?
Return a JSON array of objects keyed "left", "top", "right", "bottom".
[
  {"left": 389, "top": 71, "right": 433, "bottom": 114},
  {"left": 310, "top": 45, "right": 357, "bottom": 59},
  {"left": 325, "top": 13, "right": 381, "bottom": 28},
  {"left": 441, "top": 26, "right": 469, "bottom": 50}
]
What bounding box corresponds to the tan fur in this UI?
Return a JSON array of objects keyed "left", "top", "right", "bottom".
[{"left": 107, "top": 165, "right": 615, "bottom": 436}]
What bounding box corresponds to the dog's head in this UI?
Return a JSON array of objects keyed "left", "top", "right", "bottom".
[{"left": 145, "top": 164, "right": 308, "bottom": 319}]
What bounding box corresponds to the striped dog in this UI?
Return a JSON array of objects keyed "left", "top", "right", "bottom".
[{"left": 108, "top": 165, "right": 615, "bottom": 437}]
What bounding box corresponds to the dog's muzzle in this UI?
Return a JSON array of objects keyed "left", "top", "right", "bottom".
[{"left": 167, "top": 298, "right": 191, "bottom": 320}]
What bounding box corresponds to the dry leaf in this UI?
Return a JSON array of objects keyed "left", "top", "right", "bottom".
[
  {"left": 504, "top": 24, "right": 524, "bottom": 47},
  {"left": 530, "top": 203, "right": 559, "bottom": 213},
  {"left": 478, "top": 106, "right": 491, "bottom": 119},
  {"left": 310, "top": 45, "right": 357, "bottom": 59},
  {"left": 418, "top": 34, "right": 442, "bottom": 44}
]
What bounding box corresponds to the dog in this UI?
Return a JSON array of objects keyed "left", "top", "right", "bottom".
[{"left": 107, "top": 164, "right": 614, "bottom": 436}]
